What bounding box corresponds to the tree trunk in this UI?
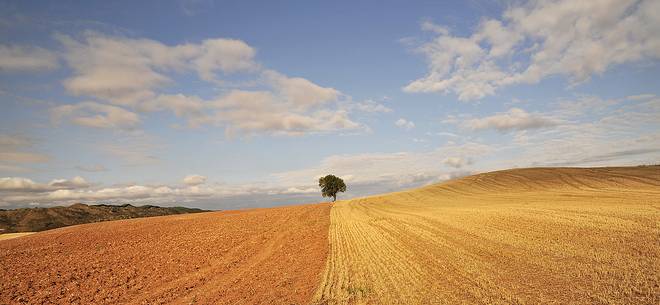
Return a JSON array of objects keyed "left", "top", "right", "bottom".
[{"left": 333, "top": 194, "right": 336, "bottom": 202}]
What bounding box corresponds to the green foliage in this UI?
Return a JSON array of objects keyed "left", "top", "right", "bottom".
[{"left": 318, "top": 174, "right": 347, "bottom": 202}]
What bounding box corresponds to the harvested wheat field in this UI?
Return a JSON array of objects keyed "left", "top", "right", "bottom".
[
  {"left": 0, "top": 233, "right": 35, "bottom": 241},
  {"left": 0, "top": 203, "right": 331, "bottom": 304},
  {"left": 314, "top": 166, "right": 660, "bottom": 304}
]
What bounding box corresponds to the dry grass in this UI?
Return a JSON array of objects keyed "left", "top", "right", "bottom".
[
  {"left": 314, "top": 167, "right": 660, "bottom": 304},
  {"left": 0, "top": 233, "right": 35, "bottom": 241}
]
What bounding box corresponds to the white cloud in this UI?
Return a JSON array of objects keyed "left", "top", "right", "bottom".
[
  {"left": 263, "top": 70, "right": 339, "bottom": 110},
  {"left": 0, "top": 176, "right": 327, "bottom": 207},
  {"left": 0, "top": 176, "right": 89, "bottom": 192},
  {"left": 51, "top": 101, "right": 140, "bottom": 130},
  {"left": 193, "top": 38, "right": 259, "bottom": 83},
  {"left": 626, "top": 94, "right": 656, "bottom": 101},
  {"left": 48, "top": 176, "right": 90, "bottom": 189},
  {"left": 280, "top": 186, "right": 318, "bottom": 194},
  {"left": 183, "top": 174, "right": 207, "bottom": 186},
  {"left": 212, "top": 89, "right": 361, "bottom": 137},
  {"left": 442, "top": 157, "right": 469, "bottom": 168},
  {"left": 464, "top": 108, "right": 559, "bottom": 132},
  {"left": 0, "top": 44, "right": 59, "bottom": 71},
  {"left": 420, "top": 19, "right": 450, "bottom": 35},
  {"left": 4, "top": 94, "right": 658, "bottom": 208},
  {"left": 405, "top": 0, "right": 660, "bottom": 100},
  {"left": 435, "top": 132, "right": 460, "bottom": 138},
  {"left": 487, "top": 95, "right": 660, "bottom": 168},
  {"left": 395, "top": 118, "right": 415, "bottom": 130},
  {"left": 0, "top": 177, "right": 43, "bottom": 191},
  {"left": 52, "top": 33, "right": 363, "bottom": 136},
  {"left": 57, "top": 32, "right": 258, "bottom": 106},
  {"left": 180, "top": 0, "right": 214, "bottom": 17},
  {"left": 351, "top": 99, "right": 393, "bottom": 113},
  {"left": 140, "top": 94, "right": 207, "bottom": 126},
  {"left": 274, "top": 142, "right": 492, "bottom": 189}
]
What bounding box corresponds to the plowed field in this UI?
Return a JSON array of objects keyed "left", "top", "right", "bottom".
[
  {"left": 1, "top": 203, "right": 331, "bottom": 304},
  {"left": 314, "top": 167, "right": 660, "bottom": 304}
]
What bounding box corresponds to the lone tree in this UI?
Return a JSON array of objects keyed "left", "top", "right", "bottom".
[{"left": 318, "top": 174, "right": 346, "bottom": 202}]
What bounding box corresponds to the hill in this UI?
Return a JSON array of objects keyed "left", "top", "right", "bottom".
[
  {"left": 314, "top": 166, "right": 660, "bottom": 304},
  {"left": 1, "top": 166, "right": 658, "bottom": 304},
  {"left": 0, "top": 203, "right": 206, "bottom": 233}
]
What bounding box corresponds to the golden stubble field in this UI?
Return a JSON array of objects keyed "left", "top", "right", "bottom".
[
  {"left": 314, "top": 167, "right": 660, "bottom": 304},
  {"left": 0, "top": 233, "right": 35, "bottom": 241}
]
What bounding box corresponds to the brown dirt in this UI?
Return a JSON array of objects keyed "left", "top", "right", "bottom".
[{"left": 0, "top": 203, "right": 331, "bottom": 305}]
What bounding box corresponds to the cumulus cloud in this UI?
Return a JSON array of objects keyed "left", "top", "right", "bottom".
[
  {"left": 405, "top": 0, "right": 660, "bottom": 100},
  {"left": 180, "top": 0, "right": 214, "bottom": 17},
  {"left": 274, "top": 142, "right": 492, "bottom": 191},
  {"left": 464, "top": 108, "right": 559, "bottom": 132},
  {"left": 489, "top": 95, "right": 660, "bottom": 168},
  {"left": 0, "top": 177, "right": 44, "bottom": 191},
  {"left": 0, "top": 44, "right": 59, "bottom": 71},
  {"left": 5, "top": 94, "right": 658, "bottom": 209},
  {"left": 442, "top": 157, "right": 470, "bottom": 169},
  {"left": 51, "top": 102, "right": 141, "bottom": 130},
  {"left": 0, "top": 176, "right": 327, "bottom": 208},
  {"left": 48, "top": 176, "right": 90, "bottom": 189},
  {"left": 626, "top": 94, "right": 656, "bottom": 101},
  {"left": 50, "top": 33, "right": 363, "bottom": 136},
  {"left": 263, "top": 70, "right": 339, "bottom": 110},
  {"left": 0, "top": 176, "right": 89, "bottom": 192},
  {"left": 142, "top": 94, "right": 206, "bottom": 120},
  {"left": 57, "top": 32, "right": 258, "bottom": 106},
  {"left": 213, "top": 89, "right": 361, "bottom": 137},
  {"left": 183, "top": 174, "right": 207, "bottom": 186},
  {"left": 193, "top": 38, "right": 259, "bottom": 83},
  {"left": 395, "top": 118, "right": 415, "bottom": 130},
  {"left": 351, "top": 99, "right": 393, "bottom": 113}
]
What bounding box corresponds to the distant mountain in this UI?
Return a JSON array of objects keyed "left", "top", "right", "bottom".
[{"left": 0, "top": 203, "right": 207, "bottom": 233}]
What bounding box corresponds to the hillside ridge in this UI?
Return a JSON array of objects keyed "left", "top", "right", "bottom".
[
  {"left": 0, "top": 203, "right": 206, "bottom": 233},
  {"left": 438, "top": 165, "right": 659, "bottom": 193},
  {"left": 314, "top": 165, "right": 660, "bottom": 304}
]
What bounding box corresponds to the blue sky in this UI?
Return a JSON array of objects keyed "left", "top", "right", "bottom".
[{"left": 1, "top": 0, "right": 659, "bottom": 209}]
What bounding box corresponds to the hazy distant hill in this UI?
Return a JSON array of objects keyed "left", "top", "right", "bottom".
[{"left": 0, "top": 203, "right": 206, "bottom": 233}]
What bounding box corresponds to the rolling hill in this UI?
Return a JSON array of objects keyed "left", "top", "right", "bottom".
[
  {"left": 1, "top": 166, "right": 659, "bottom": 304},
  {"left": 314, "top": 166, "right": 660, "bottom": 304},
  {"left": 0, "top": 203, "right": 206, "bottom": 233}
]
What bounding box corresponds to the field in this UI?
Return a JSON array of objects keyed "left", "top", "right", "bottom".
[
  {"left": 314, "top": 167, "right": 660, "bottom": 304},
  {"left": 0, "top": 233, "right": 35, "bottom": 241},
  {"left": 1, "top": 166, "right": 659, "bottom": 304},
  {"left": 0, "top": 203, "right": 330, "bottom": 304}
]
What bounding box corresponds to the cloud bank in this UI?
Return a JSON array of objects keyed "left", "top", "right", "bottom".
[
  {"left": 405, "top": 0, "right": 660, "bottom": 100},
  {"left": 50, "top": 32, "right": 365, "bottom": 136}
]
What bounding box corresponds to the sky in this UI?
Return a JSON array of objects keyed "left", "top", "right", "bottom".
[{"left": 1, "top": 0, "right": 659, "bottom": 210}]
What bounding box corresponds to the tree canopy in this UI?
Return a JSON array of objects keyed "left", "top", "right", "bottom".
[{"left": 318, "top": 174, "right": 346, "bottom": 202}]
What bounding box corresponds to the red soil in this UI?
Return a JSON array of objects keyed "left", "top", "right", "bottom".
[{"left": 0, "top": 203, "right": 331, "bottom": 304}]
